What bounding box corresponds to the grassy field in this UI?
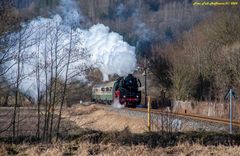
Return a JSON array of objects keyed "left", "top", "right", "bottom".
[
  {"left": 1, "top": 104, "right": 240, "bottom": 155},
  {"left": 1, "top": 141, "right": 240, "bottom": 156},
  {"left": 1, "top": 130, "right": 240, "bottom": 156}
]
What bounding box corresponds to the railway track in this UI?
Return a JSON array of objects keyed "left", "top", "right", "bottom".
[
  {"left": 127, "top": 107, "right": 240, "bottom": 127},
  {"left": 3, "top": 104, "right": 238, "bottom": 128},
  {"left": 92, "top": 102, "right": 240, "bottom": 127}
]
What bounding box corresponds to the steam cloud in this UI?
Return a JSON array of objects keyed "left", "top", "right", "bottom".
[
  {"left": 2, "top": 0, "right": 136, "bottom": 100},
  {"left": 58, "top": 0, "right": 84, "bottom": 27},
  {"left": 115, "top": 3, "right": 154, "bottom": 42},
  {"left": 112, "top": 97, "right": 125, "bottom": 109},
  {"left": 133, "top": 9, "right": 154, "bottom": 42},
  {"left": 82, "top": 24, "right": 136, "bottom": 81}
]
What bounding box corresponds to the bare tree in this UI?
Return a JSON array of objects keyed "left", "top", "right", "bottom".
[
  {"left": 12, "top": 30, "right": 22, "bottom": 139},
  {"left": 49, "top": 24, "right": 61, "bottom": 141},
  {"left": 56, "top": 28, "right": 73, "bottom": 141},
  {"left": 43, "top": 23, "right": 50, "bottom": 141},
  {"left": 36, "top": 31, "right": 41, "bottom": 140}
]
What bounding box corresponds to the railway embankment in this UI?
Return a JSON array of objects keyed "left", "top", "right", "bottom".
[{"left": 107, "top": 106, "right": 240, "bottom": 133}]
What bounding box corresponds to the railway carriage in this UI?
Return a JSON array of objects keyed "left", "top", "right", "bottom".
[
  {"left": 92, "top": 74, "right": 141, "bottom": 107},
  {"left": 92, "top": 81, "right": 115, "bottom": 104}
]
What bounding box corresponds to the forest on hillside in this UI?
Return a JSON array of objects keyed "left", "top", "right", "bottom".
[{"left": 150, "top": 8, "right": 240, "bottom": 101}]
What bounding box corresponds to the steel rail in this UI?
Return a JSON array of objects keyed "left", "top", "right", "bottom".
[{"left": 127, "top": 108, "right": 240, "bottom": 127}]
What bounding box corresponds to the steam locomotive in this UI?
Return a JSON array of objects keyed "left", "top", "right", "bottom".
[{"left": 92, "top": 74, "right": 141, "bottom": 107}]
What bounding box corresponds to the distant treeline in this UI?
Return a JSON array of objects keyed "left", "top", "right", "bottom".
[
  {"left": 0, "top": 0, "right": 59, "bottom": 36},
  {"left": 149, "top": 8, "right": 240, "bottom": 102},
  {"left": 12, "top": 0, "right": 59, "bottom": 9}
]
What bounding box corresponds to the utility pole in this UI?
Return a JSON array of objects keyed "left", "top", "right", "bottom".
[
  {"left": 144, "top": 55, "right": 147, "bottom": 107},
  {"left": 230, "top": 88, "right": 232, "bottom": 134},
  {"left": 147, "top": 96, "right": 151, "bottom": 131},
  {"left": 224, "top": 87, "right": 237, "bottom": 134}
]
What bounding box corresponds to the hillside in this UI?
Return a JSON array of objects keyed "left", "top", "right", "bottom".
[
  {"left": 1, "top": 0, "right": 240, "bottom": 102},
  {"left": 7, "top": 0, "right": 212, "bottom": 55}
]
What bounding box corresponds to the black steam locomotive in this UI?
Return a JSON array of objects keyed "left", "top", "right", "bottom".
[
  {"left": 92, "top": 74, "right": 141, "bottom": 107},
  {"left": 114, "top": 74, "right": 141, "bottom": 107}
]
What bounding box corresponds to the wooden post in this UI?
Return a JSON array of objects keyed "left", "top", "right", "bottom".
[
  {"left": 230, "top": 89, "right": 232, "bottom": 134},
  {"left": 148, "top": 96, "right": 151, "bottom": 131},
  {"left": 144, "top": 56, "right": 148, "bottom": 107}
]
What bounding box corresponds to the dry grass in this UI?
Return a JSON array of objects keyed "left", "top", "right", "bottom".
[
  {"left": 1, "top": 104, "right": 240, "bottom": 155},
  {"left": 0, "top": 104, "right": 145, "bottom": 137},
  {"left": 61, "top": 104, "right": 148, "bottom": 133},
  {"left": 1, "top": 141, "right": 240, "bottom": 156}
]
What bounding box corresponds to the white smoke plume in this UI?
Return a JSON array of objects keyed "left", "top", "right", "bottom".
[
  {"left": 58, "top": 0, "right": 84, "bottom": 27},
  {"left": 4, "top": 15, "right": 87, "bottom": 99},
  {"left": 115, "top": 3, "right": 154, "bottom": 42},
  {"left": 112, "top": 97, "right": 125, "bottom": 109},
  {"left": 82, "top": 24, "right": 136, "bottom": 81},
  {"left": 133, "top": 9, "right": 154, "bottom": 42},
  {"left": 116, "top": 3, "right": 126, "bottom": 17},
  {"left": 2, "top": 0, "right": 136, "bottom": 100}
]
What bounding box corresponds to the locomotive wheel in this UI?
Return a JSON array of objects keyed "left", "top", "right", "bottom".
[
  {"left": 129, "top": 102, "right": 136, "bottom": 108},
  {"left": 124, "top": 102, "right": 136, "bottom": 108},
  {"left": 132, "top": 103, "right": 137, "bottom": 108}
]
